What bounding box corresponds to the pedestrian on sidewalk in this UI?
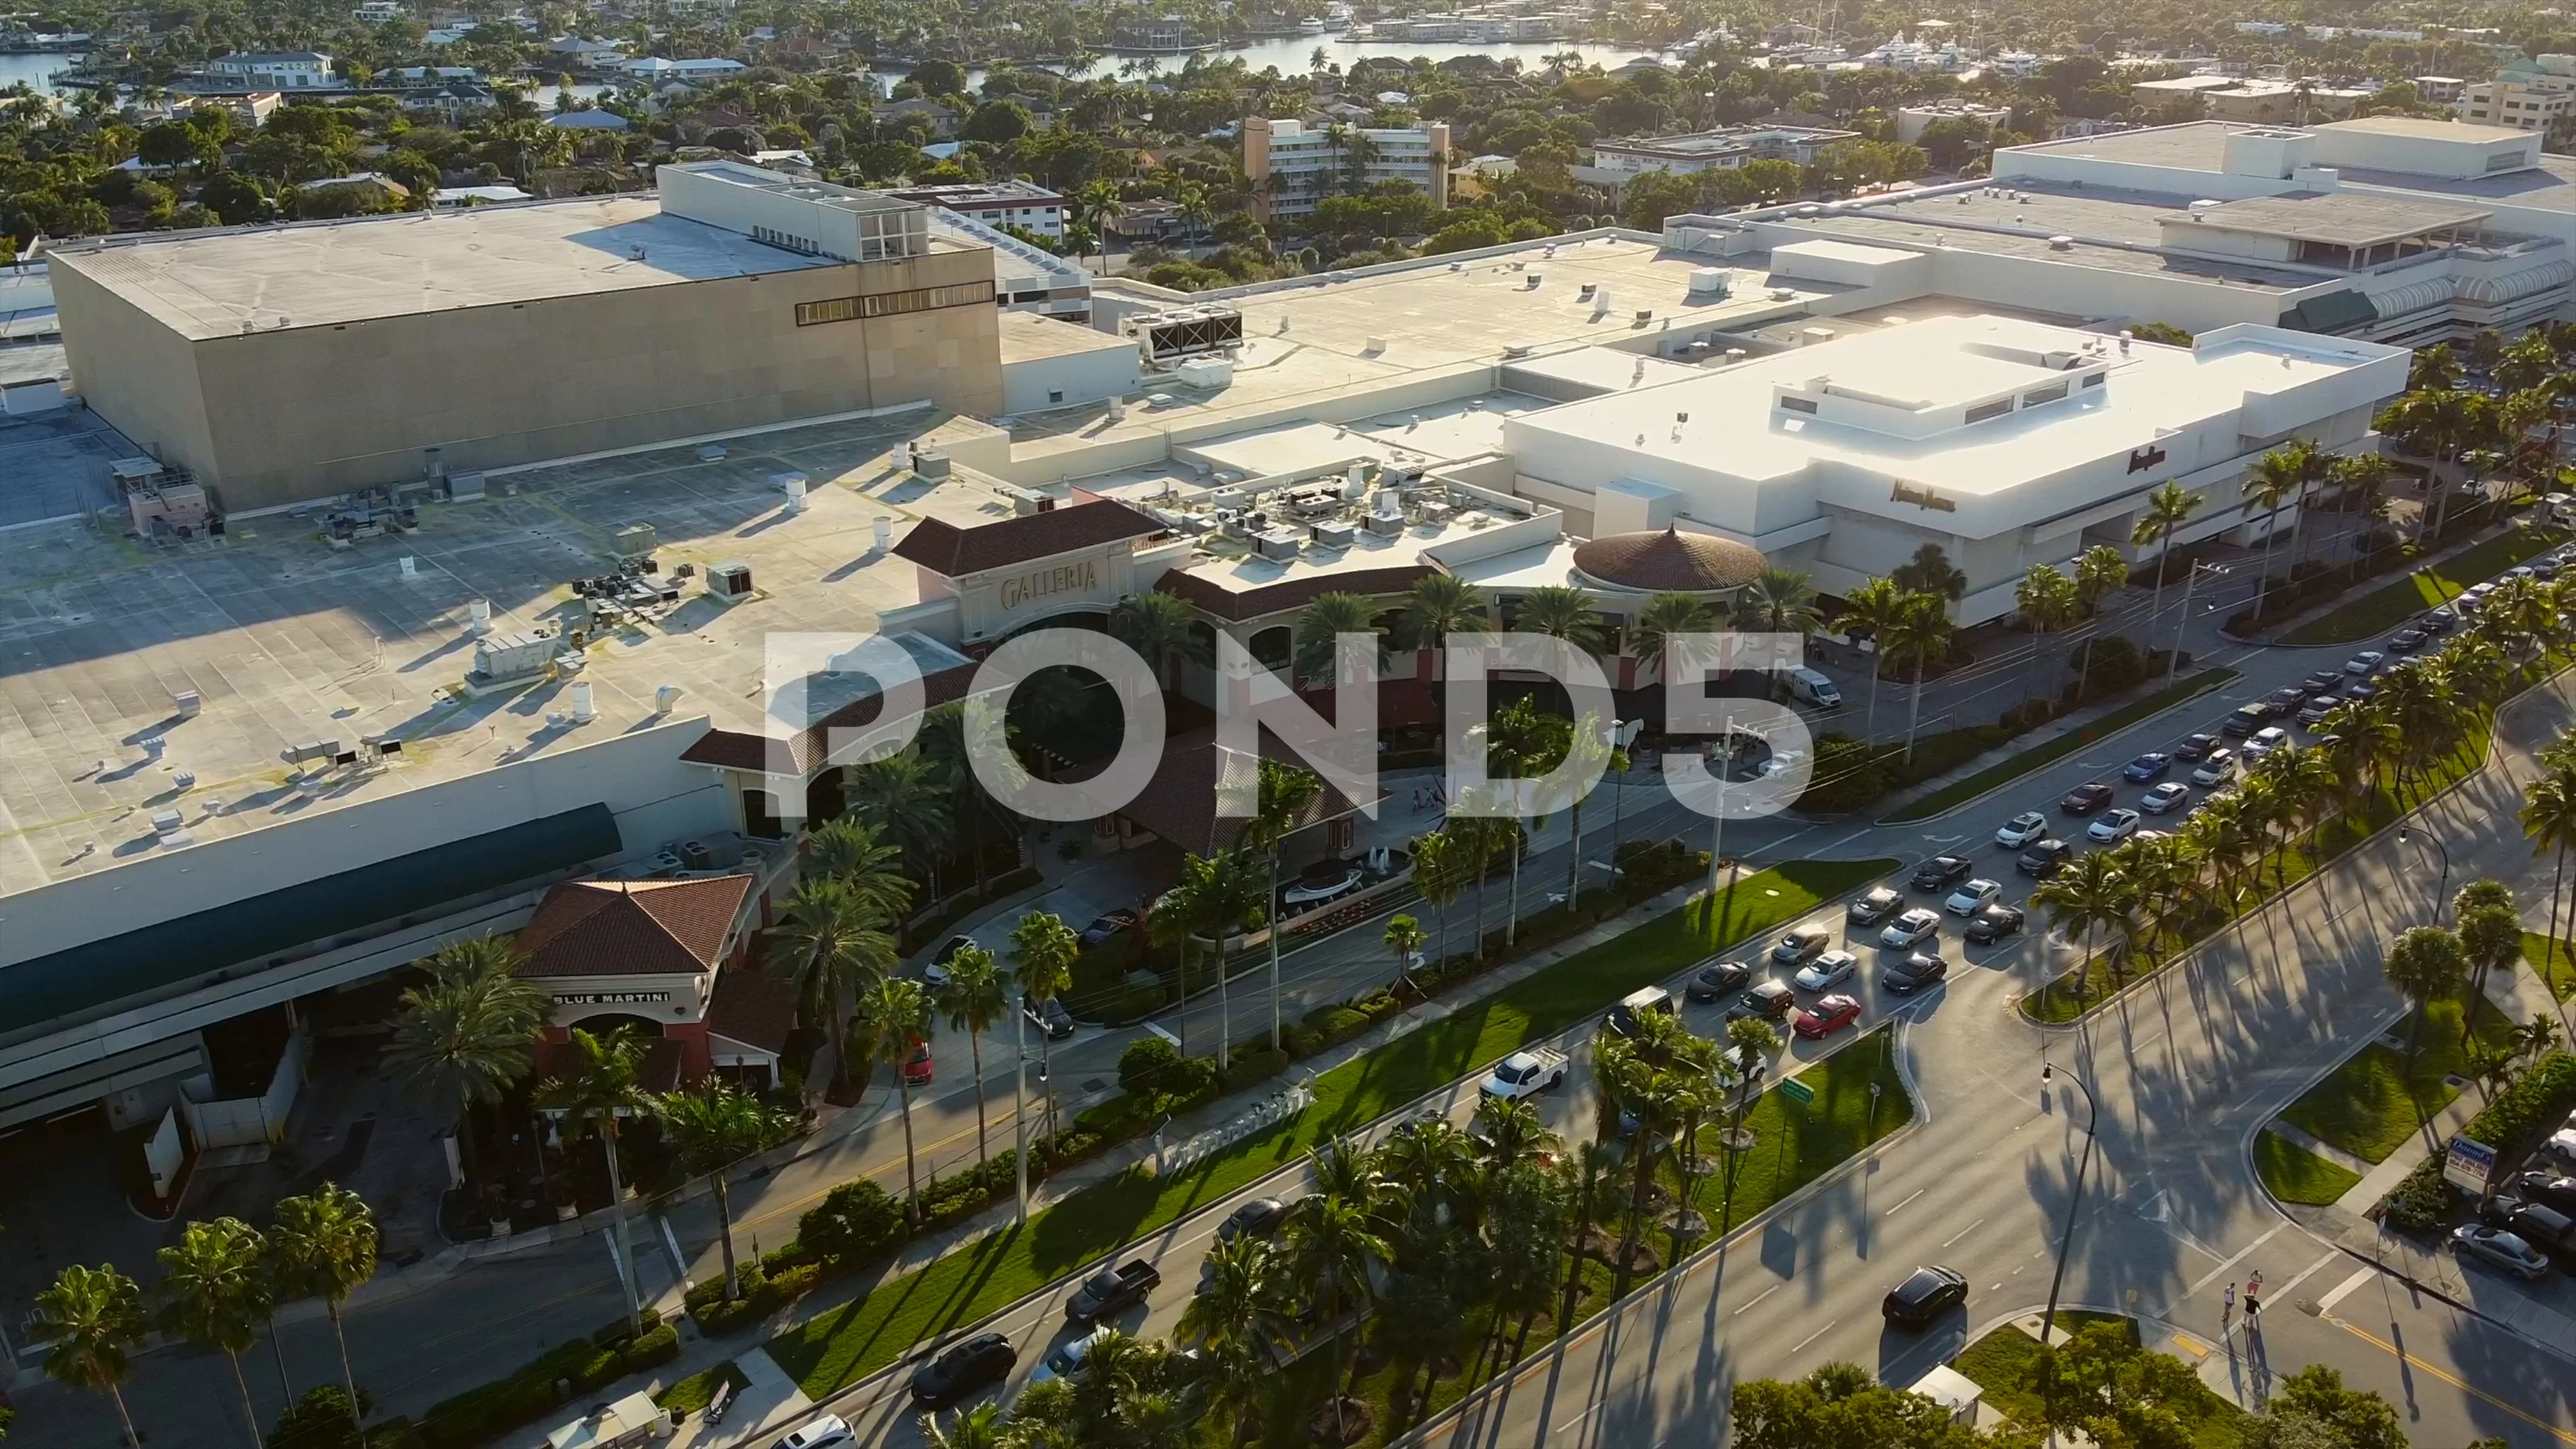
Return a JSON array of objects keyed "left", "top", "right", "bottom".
[{"left": 2244, "top": 1277, "right": 2261, "bottom": 1327}]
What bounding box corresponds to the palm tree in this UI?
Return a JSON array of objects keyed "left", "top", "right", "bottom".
[
  {"left": 2521, "top": 767, "right": 2576, "bottom": 1032},
  {"left": 533, "top": 1030, "right": 651, "bottom": 1332},
  {"left": 801, "top": 814, "right": 912, "bottom": 912},
  {"left": 848, "top": 976, "right": 934, "bottom": 1215},
  {"left": 1399, "top": 573, "right": 1489, "bottom": 716},
  {"left": 932, "top": 944, "right": 1010, "bottom": 1168},
  {"left": 1889, "top": 541, "right": 1968, "bottom": 602},
  {"left": 1625, "top": 590, "right": 1715, "bottom": 685},
  {"left": 1171, "top": 849, "right": 1263, "bottom": 1070},
  {"left": 921, "top": 1401, "right": 1010, "bottom": 1449},
  {"left": 2384, "top": 924, "right": 2468, "bottom": 1069},
  {"left": 36, "top": 1264, "right": 148, "bottom": 1446},
  {"left": 1410, "top": 828, "right": 1467, "bottom": 968},
  {"left": 654, "top": 1081, "right": 793, "bottom": 1301},
  {"left": 1514, "top": 583, "right": 1607, "bottom": 653},
  {"left": 2455, "top": 891, "right": 2523, "bottom": 1046},
  {"left": 1882, "top": 591, "right": 1953, "bottom": 761},
  {"left": 1383, "top": 913, "right": 1425, "bottom": 993},
  {"left": 847, "top": 749, "right": 956, "bottom": 898},
  {"left": 2243, "top": 440, "right": 2319, "bottom": 622},
  {"left": 1468, "top": 1094, "right": 1556, "bottom": 1195},
  {"left": 158, "top": 1218, "right": 274, "bottom": 1447},
  {"left": 2015, "top": 564, "right": 2080, "bottom": 706},
  {"left": 775, "top": 875, "right": 902, "bottom": 1044},
  {"left": 1111, "top": 590, "right": 1207, "bottom": 692},
  {"left": 1289, "top": 590, "right": 1383, "bottom": 688},
  {"left": 1835, "top": 577, "right": 1909, "bottom": 739},
  {"left": 1284, "top": 1179, "right": 1392, "bottom": 1439},
  {"left": 269, "top": 1184, "right": 378, "bottom": 1419},
  {"left": 1244, "top": 759, "right": 1324, "bottom": 1049},
  {"left": 2033, "top": 851, "right": 2135, "bottom": 997},
  {"left": 1008, "top": 910, "right": 1079, "bottom": 1132},
  {"left": 1731, "top": 567, "right": 1825, "bottom": 689},
  {"left": 387, "top": 936, "right": 547, "bottom": 1199},
  {"left": 1179, "top": 1236, "right": 1292, "bottom": 1441},
  {"left": 2131, "top": 480, "right": 2202, "bottom": 629}
]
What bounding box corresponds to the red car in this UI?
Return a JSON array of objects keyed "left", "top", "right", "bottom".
[
  {"left": 902, "top": 1038, "right": 934, "bottom": 1087},
  {"left": 1793, "top": 994, "right": 1862, "bottom": 1039}
]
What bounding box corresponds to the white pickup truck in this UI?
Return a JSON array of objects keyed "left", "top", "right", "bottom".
[{"left": 1479, "top": 1048, "right": 1569, "bottom": 1102}]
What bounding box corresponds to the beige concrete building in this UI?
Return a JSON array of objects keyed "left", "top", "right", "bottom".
[{"left": 49, "top": 164, "right": 1007, "bottom": 515}]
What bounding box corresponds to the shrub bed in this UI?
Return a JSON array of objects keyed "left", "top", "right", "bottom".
[{"left": 417, "top": 1310, "right": 664, "bottom": 1449}]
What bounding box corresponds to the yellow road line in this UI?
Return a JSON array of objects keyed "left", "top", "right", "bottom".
[{"left": 2329, "top": 1315, "right": 2576, "bottom": 1444}]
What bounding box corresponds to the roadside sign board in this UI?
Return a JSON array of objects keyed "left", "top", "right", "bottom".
[
  {"left": 1779, "top": 1075, "right": 1816, "bottom": 1107},
  {"left": 2444, "top": 1134, "right": 2498, "bottom": 1195}
]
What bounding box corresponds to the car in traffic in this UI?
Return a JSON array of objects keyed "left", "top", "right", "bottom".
[
  {"left": 1728, "top": 979, "right": 1797, "bottom": 1023},
  {"left": 2016, "top": 839, "right": 2072, "bottom": 878},
  {"left": 910, "top": 1334, "right": 1016, "bottom": 1407},
  {"left": 1847, "top": 885, "right": 1905, "bottom": 926},
  {"left": 1480, "top": 1050, "right": 1568, "bottom": 1103},
  {"left": 2346, "top": 678, "right": 2380, "bottom": 704},
  {"left": 2263, "top": 686, "right": 2308, "bottom": 714},
  {"left": 902, "top": 1038, "right": 934, "bottom": 1087},
  {"left": 1077, "top": 910, "right": 1139, "bottom": 948},
  {"left": 1878, "top": 909, "right": 1941, "bottom": 951},
  {"left": 2141, "top": 782, "right": 2190, "bottom": 814},
  {"left": 1964, "top": 904, "right": 2026, "bottom": 944},
  {"left": 1065, "top": 1258, "right": 1163, "bottom": 1324},
  {"left": 1792, "top": 993, "right": 1862, "bottom": 1038},
  {"left": 1910, "top": 855, "right": 1974, "bottom": 892},
  {"left": 1218, "top": 1197, "right": 1291, "bottom": 1244},
  {"left": 2088, "top": 808, "right": 2140, "bottom": 844},
  {"left": 2298, "top": 670, "right": 2341, "bottom": 694},
  {"left": 1880, "top": 1265, "right": 1969, "bottom": 1328},
  {"left": 2296, "top": 696, "right": 2338, "bottom": 728},
  {"left": 2121, "top": 752, "right": 2171, "bottom": 783},
  {"left": 1995, "top": 812, "right": 2049, "bottom": 849},
  {"left": 2220, "top": 704, "right": 2270, "bottom": 737},
  {"left": 1024, "top": 996, "right": 1076, "bottom": 1040},
  {"left": 2389, "top": 628, "right": 2428, "bottom": 654},
  {"left": 2059, "top": 783, "right": 2114, "bottom": 816},
  {"left": 2190, "top": 750, "right": 2239, "bottom": 787},
  {"left": 2422, "top": 607, "right": 2458, "bottom": 633},
  {"left": 1772, "top": 926, "right": 1832, "bottom": 967},
  {"left": 2173, "top": 733, "right": 2220, "bottom": 761},
  {"left": 1685, "top": 961, "right": 1753, "bottom": 1002},
  {"left": 1881, "top": 952, "right": 1948, "bottom": 994},
  {"left": 1030, "top": 1326, "right": 1117, "bottom": 1386},
  {"left": 1607, "top": 986, "right": 1677, "bottom": 1038},
  {"left": 1795, "top": 949, "right": 1862, "bottom": 991},
  {"left": 775, "top": 1415, "right": 853, "bottom": 1449},
  {"left": 1943, "top": 878, "right": 2000, "bottom": 916},
  {"left": 2452, "top": 1224, "right": 2551, "bottom": 1281},
  {"left": 2347, "top": 651, "right": 2386, "bottom": 675}
]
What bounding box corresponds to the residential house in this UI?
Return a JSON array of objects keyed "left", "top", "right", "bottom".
[{"left": 205, "top": 51, "right": 334, "bottom": 89}]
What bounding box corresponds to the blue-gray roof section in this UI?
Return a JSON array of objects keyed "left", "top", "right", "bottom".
[{"left": 0, "top": 803, "right": 623, "bottom": 1032}]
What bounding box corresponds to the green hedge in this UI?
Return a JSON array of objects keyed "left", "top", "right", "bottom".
[
  {"left": 2463, "top": 1052, "right": 2576, "bottom": 1155},
  {"left": 417, "top": 1310, "right": 666, "bottom": 1449}
]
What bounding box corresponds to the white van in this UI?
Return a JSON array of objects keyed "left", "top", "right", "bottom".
[{"left": 1787, "top": 667, "right": 1842, "bottom": 709}]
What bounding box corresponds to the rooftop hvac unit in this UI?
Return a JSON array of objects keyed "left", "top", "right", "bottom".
[
  {"left": 912, "top": 449, "right": 952, "bottom": 479},
  {"left": 1688, "top": 267, "right": 1731, "bottom": 296},
  {"left": 1175, "top": 356, "right": 1234, "bottom": 389},
  {"left": 1364, "top": 509, "right": 1405, "bottom": 537},
  {"left": 1311, "top": 520, "right": 1357, "bottom": 549},
  {"left": 707, "top": 562, "right": 754, "bottom": 600},
  {"left": 611, "top": 523, "right": 658, "bottom": 559},
  {"left": 473, "top": 632, "right": 553, "bottom": 682},
  {"left": 1124, "top": 305, "right": 1245, "bottom": 363},
  {"left": 1254, "top": 528, "right": 1305, "bottom": 561}
]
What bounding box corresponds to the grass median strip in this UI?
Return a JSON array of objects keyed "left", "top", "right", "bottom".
[
  {"left": 1249, "top": 1028, "right": 1914, "bottom": 1448},
  {"left": 1881, "top": 669, "right": 2236, "bottom": 825},
  {"left": 2279, "top": 527, "right": 2566, "bottom": 647},
  {"left": 764, "top": 857, "right": 1895, "bottom": 1398},
  {"left": 2529, "top": 932, "right": 2576, "bottom": 1004},
  {"left": 2253, "top": 1130, "right": 2364, "bottom": 1208},
  {"left": 2275, "top": 994, "right": 2515, "bottom": 1164}
]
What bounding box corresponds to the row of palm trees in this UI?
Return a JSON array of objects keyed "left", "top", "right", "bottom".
[
  {"left": 2031, "top": 570, "right": 2576, "bottom": 1010},
  {"left": 2377, "top": 328, "right": 2576, "bottom": 551},
  {"left": 33, "top": 1185, "right": 378, "bottom": 1449}
]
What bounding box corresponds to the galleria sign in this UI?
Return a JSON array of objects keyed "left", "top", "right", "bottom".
[{"left": 997, "top": 558, "right": 1102, "bottom": 610}]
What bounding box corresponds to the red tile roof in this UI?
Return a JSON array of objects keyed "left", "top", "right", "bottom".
[
  {"left": 1116, "top": 728, "right": 1371, "bottom": 855},
  {"left": 516, "top": 874, "right": 755, "bottom": 979},
  {"left": 706, "top": 967, "right": 800, "bottom": 1056},
  {"left": 892, "top": 499, "right": 1164, "bottom": 576}
]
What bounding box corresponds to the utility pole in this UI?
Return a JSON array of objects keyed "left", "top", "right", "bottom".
[{"left": 1014, "top": 992, "right": 1030, "bottom": 1224}]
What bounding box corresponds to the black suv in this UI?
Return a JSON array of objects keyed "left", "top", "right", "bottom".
[
  {"left": 2058, "top": 784, "right": 2114, "bottom": 816},
  {"left": 1909, "top": 856, "right": 1973, "bottom": 892},
  {"left": 1882, "top": 1265, "right": 1969, "bottom": 1329},
  {"left": 2016, "top": 839, "right": 2072, "bottom": 878},
  {"left": 1686, "top": 961, "right": 1752, "bottom": 1002},
  {"left": 1964, "top": 904, "right": 2025, "bottom": 944}
]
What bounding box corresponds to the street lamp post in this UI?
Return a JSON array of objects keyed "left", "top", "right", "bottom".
[
  {"left": 1014, "top": 991, "right": 1030, "bottom": 1224},
  {"left": 1707, "top": 716, "right": 1739, "bottom": 900},
  {"left": 2039, "top": 1061, "right": 2101, "bottom": 1344},
  {"left": 2398, "top": 826, "right": 2451, "bottom": 922},
  {"left": 2165, "top": 561, "right": 2229, "bottom": 685}
]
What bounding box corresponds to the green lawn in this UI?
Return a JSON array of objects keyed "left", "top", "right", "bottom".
[
  {"left": 2275, "top": 994, "right": 2519, "bottom": 1164},
  {"left": 2253, "top": 1130, "right": 2364, "bottom": 1207},
  {"left": 2279, "top": 527, "right": 2567, "bottom": 646},
  {"left": 765, "top": 859, "right": 1897, "bottom": 1399},
  {"left": 653, "top": 1361, "right": 750, "bottom": 1417},
  {"left": 2529, "top": 932, "right": 2576, "bottom": 1004},
  {"left": 1246, "top": 1030, "right": 1916, "bottom": 1448},
  {"left": 1951, "top": 1316, "right": 2246, "bottom": 1449},
  {"left": 1882, "top": 670, "right": 2237, "bottom": 824},
  {"left": 2025, "top": 716, "right": 2498, "bottom": 1023}
]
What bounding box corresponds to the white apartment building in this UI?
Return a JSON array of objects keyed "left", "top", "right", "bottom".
[
  {"left": 889, "top": 180, "right": 1067, "bottom": 239},
  {"left": 1242, "top": 116, "right": 1450, "bottom": 221},
  {"left": 1587, "top": 125, "right": 1858, "bottom": 179},
  {"left": 2463, "top": 80, "right": 2574, "bottom": 133},
  {"left": 205, "top": 51, "right": 333, "bottom": 88}
]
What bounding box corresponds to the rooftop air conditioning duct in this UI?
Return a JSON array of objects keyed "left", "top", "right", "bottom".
[{"left": 2048, "top": 235, "right": 2075, "bottom": 250}]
